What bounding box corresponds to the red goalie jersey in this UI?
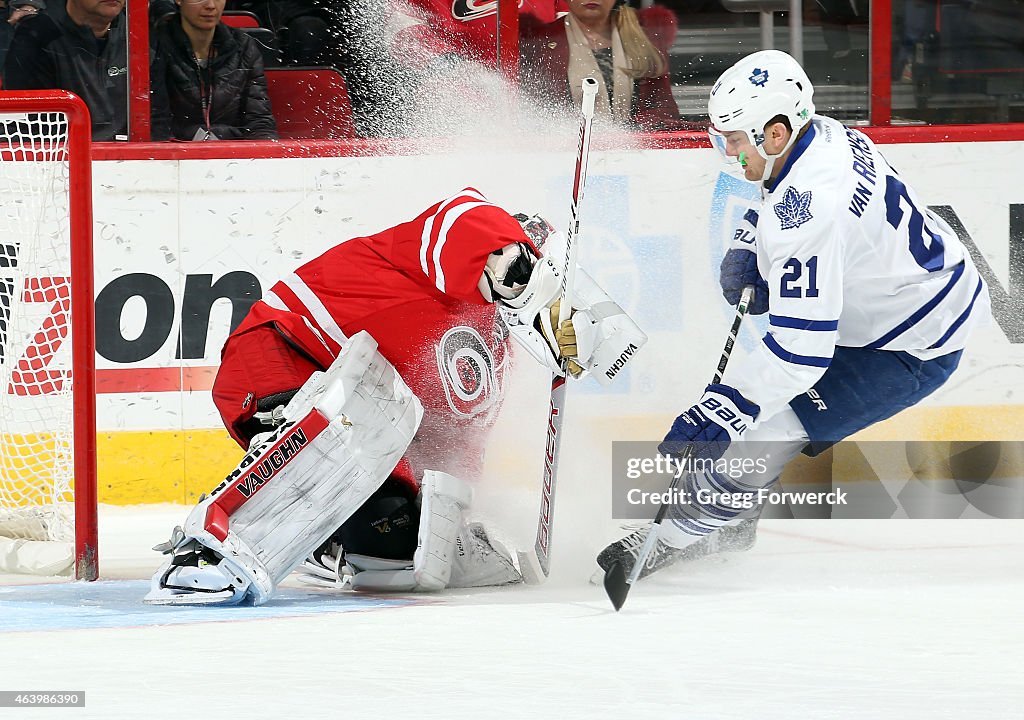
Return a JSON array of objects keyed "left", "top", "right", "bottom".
[{"left": 212, "top": 188, "right": 540, "bottom": 483}]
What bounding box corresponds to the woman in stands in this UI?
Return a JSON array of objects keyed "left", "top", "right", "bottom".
[
  {"left": 156, "top": 0, "right": 278, "bottom": 140},
  {"left": 520, "top": 0, "right": 689, "bottom": 132}
]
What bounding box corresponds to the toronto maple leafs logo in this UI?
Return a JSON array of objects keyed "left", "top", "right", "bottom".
[
  {"left": 773, "top": 186, "right": 813, "bottom": 230},
  {"left": 749, "top": 68, "right": 769, "bottom": 87}
]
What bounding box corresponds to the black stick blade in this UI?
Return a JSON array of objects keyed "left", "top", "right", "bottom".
[{"left": 603, "top": 561, "right": 631, "bottom": 611}]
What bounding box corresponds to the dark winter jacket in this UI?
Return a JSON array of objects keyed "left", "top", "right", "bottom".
[
  {"left": 3, "top": 11, "right": 171, "bottom": 141},
  {"left": 519, "top": 7, "right": 690, "bottom": 133},
  {"left": 156, "top": 18, "right": 277, "bottom": 140}
]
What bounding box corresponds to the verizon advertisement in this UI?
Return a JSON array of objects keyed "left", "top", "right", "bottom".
[
  {"left": 88, "top": 145, "right": 1023, "bottom": 426},
  {"left": 13, "top": 142, "right": 1012, "bottom": 502}
]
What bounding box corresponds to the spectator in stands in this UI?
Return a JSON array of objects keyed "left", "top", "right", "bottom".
[
  {"left": 226, "top": 1, "right": 329, "bottom": 65},
  {"left": 3, "top": 0, "right": 172, "bottom": 140},
  {"left": 812, "top": 0, "right": 868, "bottom": 61},
  {"left": 156, "top": 0, "right": 278, "bottom": 140},
  {"left": 388, "top": 0, "right": 560, "bottom": 69},
  {"left": 520, "top": 0, "right": 689, "bottom": 132},
  {"left": 896, "top": 0, "right": 931, "bottom": 82},
  {"left": 8, "top": 0, "right": 44, "bottom": 24},
  {"left": 0, "top": 0, "right": 44, "bottom": 80}
]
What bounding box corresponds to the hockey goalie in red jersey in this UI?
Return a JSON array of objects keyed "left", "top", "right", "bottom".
[{"left": 145, "top": 188, "right": 647, "bottom": 606}]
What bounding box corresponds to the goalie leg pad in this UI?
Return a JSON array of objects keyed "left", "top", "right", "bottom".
[
  {"left": 411, "top": 470, "right": 473, "bottom": 591},
  {"left": 145, "top": 331, "right": 423, "bottom": 606}
]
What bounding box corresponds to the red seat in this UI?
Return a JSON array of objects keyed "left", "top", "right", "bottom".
[
  {"left": 222, "top": 11, "right": 260, "bottom": 29},
  {"left": 264, "top": 67, "right": 358, "bottom": 139}
]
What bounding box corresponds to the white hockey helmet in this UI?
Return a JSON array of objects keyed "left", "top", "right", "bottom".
[{"left": 707, "top": 50, "right": 815, "bottom": 179}]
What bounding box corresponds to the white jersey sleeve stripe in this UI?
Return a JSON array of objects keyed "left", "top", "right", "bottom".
[
  {"left": 769, "top": 315, "right": 839, "bottom": 331},
  {"left": 260, "top": 288, "right": 335, "bottom": 356},
  {"left": 763, "top": 333, "right": 832, "bottom": 368},
  {"left": 262, "top": 289, "right": 287, "bottom": 311},
  {"left": 866, "top": 260, "right": 965, "bottom": 349},
  {"left": 431, "top": 200, "right": 490, "bottom": 293},
  {"left": 279, "top": 273, "right": 350, "bottom": 347},
  {"left": 929, "top": 277, "right": 985, "bottom": 350},
  {"left": 419, "top": 189, "right": 488, "bottom": 280}
]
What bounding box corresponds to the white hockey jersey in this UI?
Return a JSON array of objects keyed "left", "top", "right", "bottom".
[{"left": 727, "top": 115, "right": 991, "bottom": 421}]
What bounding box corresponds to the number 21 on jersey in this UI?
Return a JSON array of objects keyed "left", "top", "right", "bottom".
[{"left": 780, "top": 256, "right": 819, "bottom": 298}]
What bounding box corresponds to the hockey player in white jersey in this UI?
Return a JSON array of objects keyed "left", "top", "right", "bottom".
[{"left": 598, "top": 49, "right": 991, "bottom": 580}]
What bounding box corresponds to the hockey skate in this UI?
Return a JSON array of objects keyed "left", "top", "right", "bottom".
[
  {"left": 145, "top": 528, "right": 251, "bottom": 606},
  {"left": 595, "top": 517, "right": 760, "bottom": 583},
  {"left": 297, "top": 521, "right": 522, "bottom": 591},
  {"left": 450, "top": 522, "right": 522, "bottom": 589}
]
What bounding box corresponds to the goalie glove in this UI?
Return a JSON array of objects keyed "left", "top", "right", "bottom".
[
  {"left": 548, "top": 300, "right": 584, "bottom": 378},
  {"left": 498, "top": 257, "right": 648, "bottom": 385}
]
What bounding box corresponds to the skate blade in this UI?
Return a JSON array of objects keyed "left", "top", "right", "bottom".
[
  {"left": 602, "top": 561, "right": 631, "bottom": 611},
  {"left": 143, "top": 588, "right": 243, "bottom": 606}
]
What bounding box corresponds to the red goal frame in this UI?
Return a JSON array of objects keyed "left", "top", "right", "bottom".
[{"left": 0, "top": 91, "right": 98, "bottom": 580}]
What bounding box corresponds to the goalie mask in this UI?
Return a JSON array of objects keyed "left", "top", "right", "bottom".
[
  {"left": 478, "top": 213, "right": 556, "bottom": 303},
  {"left": 513, "top": 212, "right": 556, "bottom": 250},
  {"left": 707, "top": 50, "right": 815, "bottom": 181}
]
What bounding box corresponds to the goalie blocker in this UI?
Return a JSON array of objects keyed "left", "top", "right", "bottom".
[{"left": 499, "top": 254, "right": 648, "bottom": 383}]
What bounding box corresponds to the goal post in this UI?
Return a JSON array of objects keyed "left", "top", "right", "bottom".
[{"left": 0, "top": 91, "right": 97, "bottom": 580}]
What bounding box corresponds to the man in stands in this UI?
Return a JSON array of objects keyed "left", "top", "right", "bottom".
[{"left": 4, "top": 0, "right": 170, "bottom": 140}]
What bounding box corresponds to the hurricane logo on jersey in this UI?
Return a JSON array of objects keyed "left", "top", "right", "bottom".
[
  {"left": 436, "top": 326, "right": 500, "bottom": 418},
  {"left": 749, "top": 68, "right": 769, "bottom": 87},
  {"left": 451, "top": 0, "right": 504, "bottom": 22},
  {"left": 774, "top": 186, "right": 814, "bottom": 230}
]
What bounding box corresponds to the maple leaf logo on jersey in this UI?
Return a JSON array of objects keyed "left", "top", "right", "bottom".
[
  {"left": 749, "top": 68, "right": 769, "bottom": 87},
  {"left": 452, "top": 0, "right": 517, "bottom": 22},
  {"left": 773, "top": 186, "right": 813, "bottom": 230}
]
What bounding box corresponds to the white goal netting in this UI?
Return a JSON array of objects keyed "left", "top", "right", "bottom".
[{"left": 0, "top": 108, "right": 81, "bottom": 575}]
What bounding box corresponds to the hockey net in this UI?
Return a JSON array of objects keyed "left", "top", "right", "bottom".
[{"left": 0, "top": 92, "right": 97, "bottom": 579}]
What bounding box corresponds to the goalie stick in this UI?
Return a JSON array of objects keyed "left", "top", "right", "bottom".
[
  {"left": 603, "top": 284, "right": 755, "bottom": 610},
  {"left": 516, "top": 77, "right": 599, "bottom": 584}
]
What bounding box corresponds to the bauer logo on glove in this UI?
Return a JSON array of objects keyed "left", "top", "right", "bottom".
[{"left": 659, "top": 383, "right": 760, "bottom": 461}]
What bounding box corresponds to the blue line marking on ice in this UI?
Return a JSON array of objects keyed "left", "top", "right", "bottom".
[{"left": 0, "top": 580, "right": 418, "bottom": 633}]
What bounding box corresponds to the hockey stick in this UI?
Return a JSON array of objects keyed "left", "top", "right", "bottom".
[
  {"left": 603, "top": 284, "right": 755, "bottom": 610},
  {"left": 517, "top": 77, "right": 599, "bottom": 585}
]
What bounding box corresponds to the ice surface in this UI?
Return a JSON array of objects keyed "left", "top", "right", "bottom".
[{"left": 2, "top": 504, "right": 1022, "bottom": 720}]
